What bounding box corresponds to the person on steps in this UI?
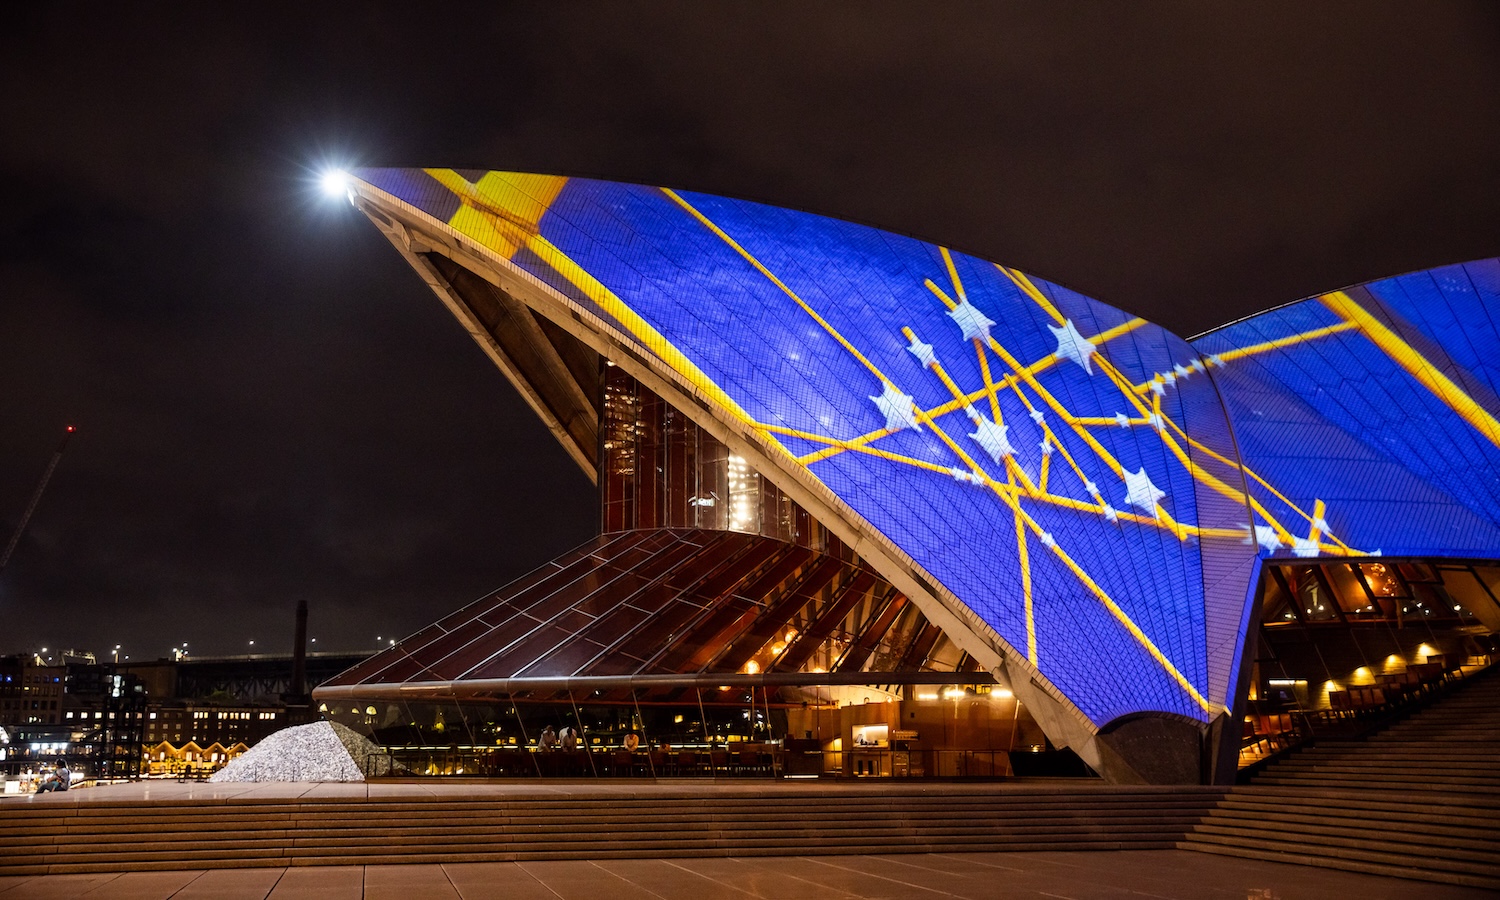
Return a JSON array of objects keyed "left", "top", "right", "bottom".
[{"left": 36, "top": 758, "right": 70, "bottom": 792}]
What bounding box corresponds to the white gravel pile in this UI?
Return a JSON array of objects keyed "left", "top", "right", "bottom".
[
  {"left": 328, "top": 721, "right": 401, "bottom": 777},
  {"left": 210, "top": 720, "right": 365, "bottom": 783}
]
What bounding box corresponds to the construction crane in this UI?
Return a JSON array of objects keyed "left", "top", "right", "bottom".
[{"left": 0, "top": 425, "right": 76, "bottom": 575}]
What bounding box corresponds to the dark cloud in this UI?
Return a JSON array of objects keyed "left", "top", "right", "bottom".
[{"left": 2, "top": 2, "right": 1497, "bottom": 658}]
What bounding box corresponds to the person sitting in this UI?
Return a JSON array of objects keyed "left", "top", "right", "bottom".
[{"left": 36, "top": 758, "right": 70, "bottom": 792}]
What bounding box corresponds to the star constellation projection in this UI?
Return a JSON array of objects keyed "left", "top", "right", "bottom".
[{"left": 351, "top": 168, "right": 1500, "bottom": 727}]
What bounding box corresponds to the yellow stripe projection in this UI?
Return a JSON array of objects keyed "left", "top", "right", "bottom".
[
  {"left": 997, "top": 265, "right": 1065, "bottom": 325},
  {"left": 1016, "top": 506, "right": 1036, "bottom": 663},
  {"left": 1320, "top": 290, "right": 1500, "bottom": 451},
  {"left": 1308, "top": 499, "right": 1327, "bottom": 547},
  {"left": 1131, "top": 320, "right": 1360, "bottom": 393},
  {"left": 799, "top": 312, "right": 1149, "bottom": 466},
  {"left": 758, "top": 423, "right": 969, "bottom": 479},
  {"left": 657, "top": 194, "right": 1208, "bottom": 706},
  {"left": 425, "top": 170, "right": 767, "bottom": 443},
  {"left": 417, "top": 169, "right": 1500, "bottom": 719},
  {"left": 895, "top": 335, "right": 1208, "bottom": 703},
  {"left": 662, "top": 189, "right": 897, "bottom": 389},
  {"left": 909, "top": 379, "right": 1209, "bottom": 710}
]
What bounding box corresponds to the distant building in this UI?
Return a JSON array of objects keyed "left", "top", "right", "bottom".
[
  {"left": 1, "top": 655, "right": 146, "bottom": 780},
  {"left": 1, "top": 651, "right": 369, "bottom": 782}
]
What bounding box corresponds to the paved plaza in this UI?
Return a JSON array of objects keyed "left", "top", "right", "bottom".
[{"left": 0, "top": 850, "right": 1489, "bottom": 899}]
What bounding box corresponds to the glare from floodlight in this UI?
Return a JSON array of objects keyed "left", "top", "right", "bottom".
[{"left": 320, "top": 169, "right": 350, "bottom": 197}]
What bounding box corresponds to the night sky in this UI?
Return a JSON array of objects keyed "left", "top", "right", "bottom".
[{"left": 3, "top": 3, "right": 1498, "bottom": 661}]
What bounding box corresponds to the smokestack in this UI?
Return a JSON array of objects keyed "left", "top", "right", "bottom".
[{"left": 291, "top": 600, "right": 308, "bottom": 698}]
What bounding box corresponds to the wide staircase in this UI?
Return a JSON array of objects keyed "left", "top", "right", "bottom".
[
  {"left": 1182, "top": 665, "right": 1500, "bottom": 890},
  {"left": 0, "top": 784, "right": 1221, "bottom": 876}
]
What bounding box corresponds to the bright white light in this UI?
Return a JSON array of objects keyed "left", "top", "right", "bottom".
[{"left": 320, "top": 169, "right": 350, "bottom": 197}]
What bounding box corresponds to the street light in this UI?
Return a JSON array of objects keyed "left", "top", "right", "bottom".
[{"left": 320, "top": 169, "right": 350, "bottom": 197}]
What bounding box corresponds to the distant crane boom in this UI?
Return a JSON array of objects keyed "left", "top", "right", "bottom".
[{"left": 0, "top": 425, "right": 75, "bottom": 574}]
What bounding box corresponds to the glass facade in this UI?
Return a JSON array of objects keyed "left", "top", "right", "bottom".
[
  {"left": 600, "top": 364, "right": 838, "bottom": 553},
  {"left": 318, "top": 366, "right": 1053, "bottom": 777},
  {"left": 1241, "top": 557, "right": 1500, "bottom": 763}
]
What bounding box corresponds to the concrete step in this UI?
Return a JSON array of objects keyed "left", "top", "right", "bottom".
[
  {"left": 1270, "top": 756, "right": 1500, "bottom": 772},
  {"left": 21, "top": 839, "right": 1185, "bottom": 876},
  {"left": 1179, "top": 839, "right": 1500, "bottom": 892},
  {"left": 1209, "top": 806, "right": 1500, "bottom": 839},
  {"left": 1215, "top": 797, "right": 1500, "bottom": 830},
  {"left": 1192, "top": 665, "right": 1500, "bottom": 889},
  {"left": 0, "top": 788, "right": 1222, "bottom": 876},
  {"left": 1191, "top": 820, "right": 1500, "bottom": 861},
  {"left": 1181, "top": 831, "right": 1500, "bottom": 881},
  {"left": 1, "top": 791, "right": 1217, "bottom": 816},
  {"left": 17, "top": 822, "right": 1206, "bottom": 858},
  {"left": 3, "top": 828, "right": 1193, "bottom": 871},
  {"left": 1252, "top": 775, "right": 1500, "bottom": 794},
  {"left": 1262, "top": 767, "right": 1500, "bottom": 786},
  {"left": 0, "top": 799, "right": 1221, "bottom": 826},
  {"left": 1281, "top": 750, "right": 1500, "bottom": 763},
  {"left": 0, "top": 815, "right": 1211, "bottom": 854}
]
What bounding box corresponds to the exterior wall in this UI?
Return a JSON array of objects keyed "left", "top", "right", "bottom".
[
  {"left": 341, "top": 166, "right": 1500, "bottom": 782},
  {"left": 349, "top": 168, "right": 1254, "bottom": 743}
]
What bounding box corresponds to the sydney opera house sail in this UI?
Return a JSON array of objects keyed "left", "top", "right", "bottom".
[{"left": 315, "top": 168, "right": 1500, "bottom": 783}]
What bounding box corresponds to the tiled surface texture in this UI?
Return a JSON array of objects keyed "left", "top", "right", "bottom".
[{"left": 0, "top": 851, "right": 1489, "bottom": 899}]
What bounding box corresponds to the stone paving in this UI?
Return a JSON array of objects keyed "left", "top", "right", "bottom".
[{"left": 0, "top": 851, "right": 1489, "bottom": 899}]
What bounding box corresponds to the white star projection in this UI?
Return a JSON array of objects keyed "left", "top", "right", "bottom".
[
  {"left": 950, "top": 467, "right": 983, "bottom": 485},
  {"left": 906, "top": 335, "right": 937, "bottom": 368},
  {"left": 379, "top": 168, "right": 1462, "bottom": 734},
  {"left": 968, "top": 415, "right": 1016, "bottom": 462},
  {"left": 1049, "top": 319, "right": 1098, "bottom": 374},
  {"left": 1253, "top": 525, "right": 1283, "bottom": 553},
  {"left": 640, "top": 189, "right": 1384, "bottom": 716},
  {"left": 948, "top": 297, "right": 996, "bottom": 342},
  {"left": 1122, "top": 467, "right": 1167, "bottom": 518},
  {"left": 869, "top": 382, "right": 922, "bottom": 432}
]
